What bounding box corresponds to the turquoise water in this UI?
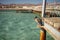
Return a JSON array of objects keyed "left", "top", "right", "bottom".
[{"left": 0, "top": 10, "right": 54, "bottom": 40}]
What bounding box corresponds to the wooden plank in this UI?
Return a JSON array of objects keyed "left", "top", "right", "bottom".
[
  {"left": 44, "top": 22, "right": 60, "bottom": 40},
  {"left": 40, "top": 29, "right": 46, "bottom": 40},
  {"left": 35, "top": 17, "right": 60, "bottom": 40},
  {"left": 37, "top": 23, "right": 60, "bottom": 40},
  {"left": 43, "top": 17, "right": 60, "bottom": 31}
]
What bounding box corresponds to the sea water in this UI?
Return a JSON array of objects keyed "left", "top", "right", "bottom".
[{"left": 0, "top": 10, "right": 54, "bottom": 40}]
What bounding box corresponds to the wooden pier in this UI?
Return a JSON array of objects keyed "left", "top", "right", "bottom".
[
  {"left": 35, "top": 0, "right": 60, "bottom": 40},
  {"left": 37, "top": 17, "right": 60, "bottom": 40}
]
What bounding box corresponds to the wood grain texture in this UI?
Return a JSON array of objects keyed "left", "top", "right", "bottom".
[{"left": 43, "top": 17, "right": 60, "bottom": 31}]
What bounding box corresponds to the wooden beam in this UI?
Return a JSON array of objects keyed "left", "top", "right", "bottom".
[{"left": 40, "top": 28, "right": 46, "bottom": 40}]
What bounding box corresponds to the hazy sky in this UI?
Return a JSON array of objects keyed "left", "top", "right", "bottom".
[{"left": 0, "top": 0, "right": 60, "bottom": 4}]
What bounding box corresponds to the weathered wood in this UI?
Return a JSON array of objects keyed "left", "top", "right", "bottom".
[
  {"left": 37, "top": 23, "right": 60, "bottom": 40},
  {"left": 40, "top": 29, "right": 46, "bottom": 40},
  {"left": 36, "top": 17, "right": 60, "bottom": 40},
  {"left": 34, "top": 17, "right": 46, "bottom": 40},
  {"left": 44, "top": 22, "right": 60, "bottom": 40},
  {"left": 42, "top": 17, "right": 60, "bottom": 40},
  {"left": 43, "top": 17, "right": 60, "bottom": 31}
]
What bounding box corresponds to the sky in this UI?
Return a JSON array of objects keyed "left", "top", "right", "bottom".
[{"left": 0, "top": 0, "right": 60, "bottom": 4}]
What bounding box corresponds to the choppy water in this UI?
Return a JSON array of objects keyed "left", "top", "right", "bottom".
[{"left": 0, "top": 10, "right": 54, "bottom": 40}]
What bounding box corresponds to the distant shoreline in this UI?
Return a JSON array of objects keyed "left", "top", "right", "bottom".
[{"left": 0, "top": 8, "right": 32, "bottom": 10}]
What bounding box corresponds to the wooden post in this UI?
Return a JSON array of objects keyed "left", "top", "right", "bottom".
[
  {"left": 40, "top": 28, "right": 46, "bottom": 40},
  {"left": 40, "top": 0, "right": 46, "bottom": 40}
]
